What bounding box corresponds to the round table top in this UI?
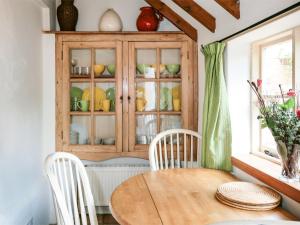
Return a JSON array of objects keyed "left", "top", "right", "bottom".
[{"left": 110, "top": 168, "right": 297, "bottom": 225}]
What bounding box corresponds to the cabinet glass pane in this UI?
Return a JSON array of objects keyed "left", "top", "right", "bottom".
[
  {"left": 160, "top": 82, "right": 181, "bottom": 112},
  {"left": 136, "top": 82, "right": 157, "bottom": 112},
  {"left": 95, "top": 83, "right": 116, "bottom": 112},
  {"left": 161, "top": 49, "right": 181, "bottom": 78},
  {"left": 160, "top": 115, "right": 182, "bottom": 131},
  {"left": 95, "top": 116, "right": 115, "bottom": 145},
  {"left": 136, "top": 49, "right": 156, "bottom": 78},
  {"left": 160, "top": 115, "right": 182, "bottom": 144},
  {"left": 70, "top": 83, "right": 91, "bottom": 112},
  {"left": 70, "top": 49, "right": 91, "bottom": 77},
  {"left": 70, "top": 116, "right": 91, "bottom": 145},
  {"left": 95, "top": 49, "right": 116, "bottom": 78},
  {"left": 136, "top": 115, "right": 157, "bottom": 144}
]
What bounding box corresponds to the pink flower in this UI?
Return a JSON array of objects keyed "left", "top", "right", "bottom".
[
  {"left": 257, "top": 79, "right": 262, "bottom": 88},
  {"left": 297, "top": 109, "right": 300, "bottom": 119},
  {"left": 287, "top": 89, "right": 296, "bottom": 97}
]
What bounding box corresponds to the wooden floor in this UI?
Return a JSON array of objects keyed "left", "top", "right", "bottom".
[
  {"left": 50, "top": 214, "right": 119, "bottom": 225},
  {"left": 98, "top": 214, "right": 119, "bottom": 225}
]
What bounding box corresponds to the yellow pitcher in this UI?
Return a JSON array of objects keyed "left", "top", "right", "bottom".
[
  {"left": 103, "top": 99, "right": 110, "bottom": 112},
  {"left": 173, "top": 98, "right": 181, "bottom": 112},
  {"left": 136, "top": 98, "right": 147, "bottom": 112}
]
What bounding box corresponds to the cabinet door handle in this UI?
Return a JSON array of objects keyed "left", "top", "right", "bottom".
[
  {"left": 128, "top": 96, "right": 131, "bottom": 103},
  {"left": 120, "top": 96, "right": 123, "bottom": 103}
]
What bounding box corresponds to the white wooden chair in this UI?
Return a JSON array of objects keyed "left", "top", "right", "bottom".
[
  {"left": 149, "top": 129, "right": 202, "bottom": 171},
  {"left": 44, "top": 152, "right": 98, "bottom": 225}
]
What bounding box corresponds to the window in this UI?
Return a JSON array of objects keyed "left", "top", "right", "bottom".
[{"left": 251, "top": 30, "right": 296, "bottom": 160}]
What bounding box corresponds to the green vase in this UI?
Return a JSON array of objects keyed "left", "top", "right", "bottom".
[{"left": 57, "top": 0, "right": 78, "bottom": 31}]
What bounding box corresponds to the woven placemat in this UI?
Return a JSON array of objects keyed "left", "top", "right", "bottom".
[
  {"left": 216, "top": 182, "right": 281, "bottom": 208},
  {"left": 216, "top": 190, "right": 280, "bottom": 206},
  {"left": 215, "top": 193, "right": 280, "bottom": 211}
]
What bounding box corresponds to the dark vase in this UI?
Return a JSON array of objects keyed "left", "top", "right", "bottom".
[
  {"left": 136, "top": 7, "right": 163, "bottom": 31},
  {"left": 57, "top": 0, "right": 78, "bottom": 31}
]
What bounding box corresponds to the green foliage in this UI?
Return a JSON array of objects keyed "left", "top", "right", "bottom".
[
  {"left": 280, "top": 98, "right": 295, "bottom": 110},
  {"left": 259, "top": 102, "right": 300, "bottom": 155},
  {"left": 247, "top": 80, "right": 300, "bottom": 156}
]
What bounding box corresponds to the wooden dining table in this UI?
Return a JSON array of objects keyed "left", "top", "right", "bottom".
[{"left": 110, "top": 168, "right": 298, "bottom": 225}]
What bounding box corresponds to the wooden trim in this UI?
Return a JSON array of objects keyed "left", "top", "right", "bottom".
[
  {"left": 128, "top": 42, "right": 136, "bottom": 152},
  {"left": 136, "top": 111, "right": 181, "bottom": 115},
  {"left": 122, "top": 41, "right": 129, "bottom": 152},
  {"left": 56, "top": 35, "right": 64, "bottom": 151},
  {"left": 181, "top": 42, "right": 189, "bottom": 129},
  {"left": 187, "top": 39, "right": 194, "bottom": 132},
  {"left": 45, "top": 31, "right": 185, "bottom": 35},
  {"left": 215, "top": 0, "right": 240, "bottom": 19},
  {"left": 116, "top": 41, "right": 123, "bottom": 152},
  {"left": 294, "top": 27, "right": 300, "bottom": 91},
  {"left": 193, "top": 41, "right": 198, "bottom": 132},
  {"left": 172, "top": 0, "right": 216, "bottom": 32},
  {"left": 59, "top": 33, "right": 191, "bottom": 42},
  {"left": 62, "top": 44, "right": 71, "bottom": 147},
  {"left": 232, "top": 154, "right": 300, "bottom": 203},
  {"left": 136, "top": 78, "right": 181, "bottom": 82},
  {"left": 73, "top": 151, "right": 149, "bottom": 161},
  {"left": 91, "top": 47, "right": 95, "bottom": 145},
  {"left": 145, "top": 0, "right": 198, "bottom": 41},
  {"left": 156, "top": 48, "right": 161, "bottom": 133},
  {"left": 259, "top": 34, "right": 293, "bottom": 48}
]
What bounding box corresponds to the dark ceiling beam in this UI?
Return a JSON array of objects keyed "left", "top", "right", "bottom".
[
  {"left": 145, "top": 0, "right": 198, "bottom": 41},
  {"left": 172, "top": 0, "right": 216, "bottom": 32},
  {"left": 215, "top": 0, "right": 240, "bottom": 19}
]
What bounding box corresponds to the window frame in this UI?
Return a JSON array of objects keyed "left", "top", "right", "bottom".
[{"left": 250, "top": 29, "right": 296, "bottom": 163}]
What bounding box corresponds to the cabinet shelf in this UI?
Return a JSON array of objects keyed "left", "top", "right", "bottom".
[
  {"left": 70, "top": 78, "right": 91, "bottom": 83},
  {"left": 94, "top": 112, "right": 115, "bottom": 116},
  {"left": 94, "top": 78, "right": 116, "bottom": 83},
  {"left": 70, "top": 112, "right": 91, "bottom": 116},
  {"left": 70, "top": 78, "right": 116, "bottom": 83},
  {"left": 135, "top": 78, "right": 182, "bottom": 82},
  {"left": 135, "top": 111, "right": 181, "bottom": 115},
  {"left": 69, "top": 112, "right": 115, "bottom": 116},
  {"left": 70, "top": 75, "right": 91, "bottom": 78}
]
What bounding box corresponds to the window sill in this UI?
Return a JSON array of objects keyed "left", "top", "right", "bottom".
[{"left": 232, "top": 154, "right": 300, "bottom": 203}]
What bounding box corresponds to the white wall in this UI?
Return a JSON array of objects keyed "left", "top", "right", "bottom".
[{"left": 0, "top": 0, "right": 55, "bottom": 224}]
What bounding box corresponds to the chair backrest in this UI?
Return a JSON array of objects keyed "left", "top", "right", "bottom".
[
  {"left": 149, "top": 129, "right": 202, "bottom": 171},
  {"left": 44, "top": 152, "right": 98, "bottom": 225}
]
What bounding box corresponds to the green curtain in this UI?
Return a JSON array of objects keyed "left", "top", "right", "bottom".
[{"left": 201, "top": 42, "right": 232, "bottom": 171}]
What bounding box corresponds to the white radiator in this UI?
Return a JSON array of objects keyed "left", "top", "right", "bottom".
[{"left": 85, "top": 164, "right": 150, "bottom": 206}]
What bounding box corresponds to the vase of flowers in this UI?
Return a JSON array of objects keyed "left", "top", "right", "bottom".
[{"left": 248, "top": 80, "right": 300, "bottom": 180}]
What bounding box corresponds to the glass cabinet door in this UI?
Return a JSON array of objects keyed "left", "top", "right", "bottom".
[
  {"left": 62, "top": 42, "right": 122, "bottom": 152},
  {"left": 128, "top": 42, "right": 188, "bottom": 151}
]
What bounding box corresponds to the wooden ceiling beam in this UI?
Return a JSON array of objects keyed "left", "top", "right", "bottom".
[
  {"left": 145, "top": 0, "right": 198, "bottom": 41},
  {"left": 172, "top": 0, "right": 216, "bottom": 33},
  {"left": 215, "top": 0, "right": 240, "bottom": 19}
]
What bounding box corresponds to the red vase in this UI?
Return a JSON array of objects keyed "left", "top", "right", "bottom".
[{"left": 136, "top": 7, "right": 163, "bottom": 31}]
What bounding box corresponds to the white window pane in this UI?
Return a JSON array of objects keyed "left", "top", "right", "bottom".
[
  {"left": 260, "top": 38, "right": 293, "bottom": 158},
  {"left": 261, "top": 39, "right": 293, "bottom": 94}
]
